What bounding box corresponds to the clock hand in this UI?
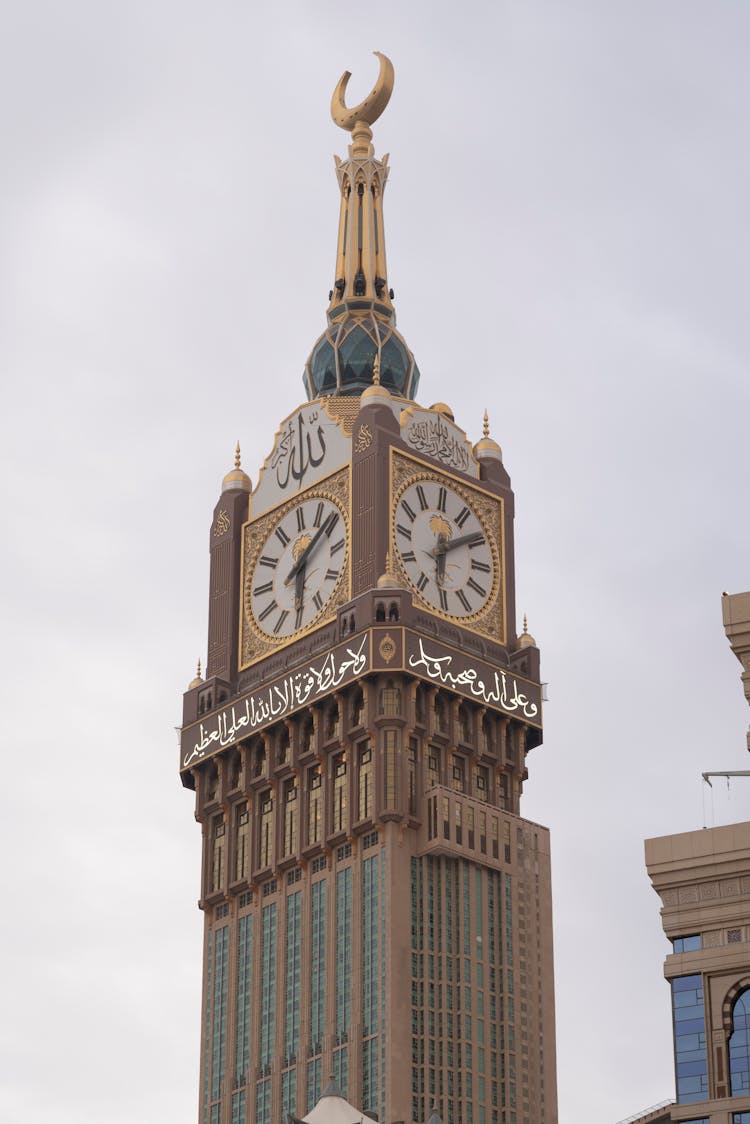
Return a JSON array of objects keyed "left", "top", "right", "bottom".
[
  {"left": 435, "top": 533, "right": 447, "bottom": 587},
  {"left": 441, "top": 531, "right": 484, "bottom": 553},
  {"left": 285, "top": 513, "right": 334, "bottom": 584},
  {"left": 294, "top": 564, "right": 306, "bottom": 611}
]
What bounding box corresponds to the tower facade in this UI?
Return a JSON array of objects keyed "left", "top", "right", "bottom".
[{"left": 179, "top": 54, "right": 557, "bottom": 1124}]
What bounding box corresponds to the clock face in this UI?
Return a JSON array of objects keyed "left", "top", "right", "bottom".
[
  {"left": 247, "top": 494, "right": 348, "bottom": 639},
  {"left": 393, "top": 477, "right": 497, "bottom": 619}
]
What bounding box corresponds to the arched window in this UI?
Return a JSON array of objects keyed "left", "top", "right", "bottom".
[
  {"left": 730, "top": 989, "right": 750, "bottom": 1095},
  {"left": 379, "top": 678, "right": 400, "bottom": 716}
]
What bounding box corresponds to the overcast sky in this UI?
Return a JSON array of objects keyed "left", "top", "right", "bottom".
[{"left": 2, "top": 3, "right": 749, "bottom": 1122}]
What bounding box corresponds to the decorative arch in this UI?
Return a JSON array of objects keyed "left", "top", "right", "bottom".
[{"left": 724, "top": 979, "right": 750, "bottom": 1096}]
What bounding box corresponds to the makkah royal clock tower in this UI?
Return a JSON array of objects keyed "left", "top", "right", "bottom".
[{"left": 179, "top": 51, "right": 557, "bottom": 1124}]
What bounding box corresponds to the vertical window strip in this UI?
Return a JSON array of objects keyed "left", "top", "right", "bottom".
[
  {"left": 211, "top": 926, "right": 229, "bottom": 1103},
  {"left": 672, "top": 974, "right": 708, "bottom": 1103},
  {"left": 463, "top": 863, "right": 471, "bottom": 955},
  {"left": 286, "top": 891, "right": 302, "bottom": 1059},
  {"left": 363, "top": 855, "right": 379, "bottom": 1033},
  {"left": 202, "top": 929, "right": 213, "bottom": 1124},
  {"left": 333, "top": 1045, "right": 349, "bottom": 1097},
  {"left": 281, "top": 1069, "right": 297, "bottom": 1118},
  {"left": 307, "top": 1057, "right": 322, "bottom": 1111},
  {"left": 260, "top": 903, "right": 277, "bottom": 1067},
  {"left": 310, "top": 880, "right": 326, "bottom": 1049},
  {"left": 256, "top": 1078, "right": 271, "bottom": 1124},
  {"left": 504, "top": 874, "right": 513, "bottom": 967},
  {"left": 231, "top": 1090, "right": 246, "bottom": 1124},
  {"left": 235, "top": 913, "right": 253, "bottom": 1085},
  {"left": 363, "top": 1037, "right": 379, "bottom": 1115},
  {"left": 336, "top": 868, "right": 352, "bottom": 1034}
]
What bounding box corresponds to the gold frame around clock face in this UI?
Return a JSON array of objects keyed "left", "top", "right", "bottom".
[
  {"left": 240, "top": 468, "right": 351, "bottom": 668},
  {"left": 390, "top": 450, "right": 505, "bottom": 644}
]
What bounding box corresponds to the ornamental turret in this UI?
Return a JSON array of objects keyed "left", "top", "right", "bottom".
[{"left": 303, "top": 52, "right": 420, "bottom": 400}]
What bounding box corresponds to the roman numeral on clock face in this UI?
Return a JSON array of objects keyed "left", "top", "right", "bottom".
[
  {"left": 467, "top": 577, "right": 487, "bottom": 597},
  {"left": 437, "top": 486, "right": 447, "bottom": 512},
  {"left": 258, "top": 599, "right": 278, "bottom": 622},
  {"left": 416, "top": 485, "right": 428, "bottom": 511},
  {"left": 438, "top": 588, "right": 448, "bottom": 611},
  {"left": 330, "top": 538, "right": 345, "bottom": 556},
  {"left": 325, "top": 568, "right": 339, "bottom": 582},
  {"left": 313, "top": 502, "right": 325, "bottom": 528},
  {"left": 396, "top": 523, "right": 412, "bottom": 541},
  {"left": 259, "top": 555, "right": 278, "bottom": 569},
  {"left": 312, "top": 591, "right": 323, "bottom": 611},
  {"left": 416, "top": 572, "right": 429, "bottom": 592},
  {"left": 275, "top": 525, "right": 290, "bottom": 547},
  {"left": 253, "top": 581, "right": 274, "bottom": 597},
  {"left": 401, "top": 550, "right": 416, "bottom": 563},
  {"left": 471, "top": 559, "right": 491, "bottom": 573},
  {"left": 455, "top": 506, "right": 470, "bottom": 528},
  {"left": 296, "top": 506, "right": 306, "bottom": 531},
  {"left": 456, "top": 589, "right": 472, "bottom": 613},
  {"left": 402, "top": 500, "right": 416, "bottom": 522},
  {"left": 273, "top": 610, "right": 289, "bottom": 635}
]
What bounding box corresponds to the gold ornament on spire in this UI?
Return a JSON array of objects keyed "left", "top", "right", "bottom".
[
  {"left": 518, "top": 613, "right": 537, "bottom": 648},
  {"left": 474, "top": 408, "right": 502, "bottom": 461},
  {"left": 331, "top": 51, "right": 395, "bottom": 156},
  {"left": 222, "top": 439, "right": 252, "bottom": 493},
  {"left": 373, "top": 353, "right": 381, "bottom": 384},
  {"left": 188, "top": 658, "right": 204, "bottom": 689}
]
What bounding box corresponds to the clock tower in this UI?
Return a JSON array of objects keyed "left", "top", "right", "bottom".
[{"left": 180, "top": 52, "right": 557, "bottom": 1124}]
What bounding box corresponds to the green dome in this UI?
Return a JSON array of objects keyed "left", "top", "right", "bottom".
[{"left": 303, "top": 313, "right": 420, "bottom": 399}]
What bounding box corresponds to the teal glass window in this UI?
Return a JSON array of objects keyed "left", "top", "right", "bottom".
[
  {"left": 336, "top": 868, "right": 352, "bottom": 1035},
  {"left": 235, "top": 913, "right": 252, "bottom": 1085},
  {"left": 673, "top": 935, "right": 702, "bottom": 953},
  {"left": 210, "top": 926, "right": 229, "bottom": 1102},
  {"left": 260, "top": 904, "right": 277, "bottom": 1067},
  {"left": 672, "top": 974, "right": 708, "bottom": 1103},
  {"left": 285, "top": 891, "right": 301, "bottom": 1059},
  {"left": 310, "top": 879, "right": 326, "bottom": 1052},
  {"left": 730, "top": 990, "right": 750, "bottom": 1095}
]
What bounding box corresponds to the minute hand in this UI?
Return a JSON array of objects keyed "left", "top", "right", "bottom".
[
  {"left": 285, "top": 513, "right": 334, "bottom": 584},
  {"left": 440, "top": 531, "right": 485, "bottom": 553}
]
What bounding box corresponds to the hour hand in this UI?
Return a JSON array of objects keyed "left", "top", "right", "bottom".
[{"left": 294, "top": 565, "right": 305, "bottom": 611}]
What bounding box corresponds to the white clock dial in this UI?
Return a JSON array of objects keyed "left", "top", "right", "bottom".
[
  {"left": 393, "top": 479, "right": 496, "bottom": 619},
  {"left": 248, "top": 495, "right": 347, "bottom": 638}
]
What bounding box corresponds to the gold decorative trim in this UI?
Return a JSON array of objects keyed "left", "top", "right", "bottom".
[
  {"left": 389, "top": 449, "right": 506, "bottom": 645},
  {"left": 212, "top": 510, "right": 231, "bottom": 537},
  {"left": 355, "top": 423, "right": 373, "bottom": 453},
  {"left": 379, "top": 634, "right": 396, "bottom": 664},
  {"left": 239, "top": 468, "right": 351, "bottom": 669}
]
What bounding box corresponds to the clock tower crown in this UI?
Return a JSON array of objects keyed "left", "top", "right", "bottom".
[{"left": 303, "top": 51, "right": 420, "bottom": 401}]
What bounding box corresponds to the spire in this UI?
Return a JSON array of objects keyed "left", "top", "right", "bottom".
[
  {"left": 188, "top": 658, "right": 203, "bottom": 689},
  {"left": 221, "top": 440, "right": 251, "bottom": 493},
  {"left": 304, "top": 52, "right": 420, "bottom": 400}
]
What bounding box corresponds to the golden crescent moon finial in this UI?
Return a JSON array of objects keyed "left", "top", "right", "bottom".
[{"left": 331, "top": 51, "right": 394, "bottom": 132}]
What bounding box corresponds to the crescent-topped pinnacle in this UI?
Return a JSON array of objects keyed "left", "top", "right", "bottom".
[{"left": 331, "top": 51, "right": 394, "bottom": 132}]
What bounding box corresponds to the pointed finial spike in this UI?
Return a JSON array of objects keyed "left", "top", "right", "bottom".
[
  {"left": 197, "top": 657, "right": 202, "bottom": 677},
  {"left": 373, "top": 353, "right": 381, "bottom": 385},
  {"left": 483, "top": 409, "right": 490, "bottom": 439},
  {"left": 522, "top": 613, "right": 528, "bottom": 635},
  {"left": 235, "top": 442, "right": 241, "bottom": 470}
]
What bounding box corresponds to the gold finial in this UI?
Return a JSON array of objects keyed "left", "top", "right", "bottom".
[
  {"left": 188, "top": 658, "right": 204, "bottom": 690},
  {"left": 474, "top": 409, "right": 502, "bottom": 461},
  {"left": 222, "top": 439, "right": 252, "bottom": 493},
  {"left": 377, "top": 548, "right": 404, "bottom": 589},
  {"left": 483, "top": 409, "right": 490, "bottom": 439},
  {"left": 518, "top": 613, "right": 537, "bottom": 649},
  {"left": 373, "top": 353, "right": 381, "bottom": 384},
  {"left": 331, "top": 51, "right": 394, "bottom": 156}
]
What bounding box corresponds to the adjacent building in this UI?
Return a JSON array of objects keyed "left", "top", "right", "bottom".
[
  {"left": 644, "top": 591, "right": 750, "bottom": 1124},
  {"left": 178, "top": 54, "right": 558, "bottom": 1124}
]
